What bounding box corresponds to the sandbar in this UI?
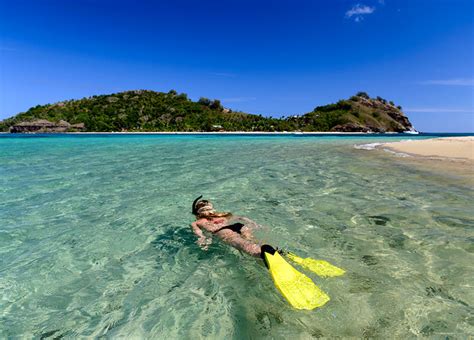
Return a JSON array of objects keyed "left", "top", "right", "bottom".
[{"left": 382, "top": 137, "right": 474, "bottom": 161}]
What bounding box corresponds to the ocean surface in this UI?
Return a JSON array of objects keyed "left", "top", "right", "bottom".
[{"left": 1, "top": 134, "right": 473, "bottom": 338}]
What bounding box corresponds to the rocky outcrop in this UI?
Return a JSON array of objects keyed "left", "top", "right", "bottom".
[
  {"left": 9, "top": 119, "right": 85, "bottom": 133},
  {"left": 353, "top": 96, "right": 414, "bottom": 132},
  {"left": 331, "top": 123, "right": 372, "bottom": 133},
  {"left": 385, "top": 109, "right": 413, "bottom": 131},
  {"left": 331, "top": 122, "right": 394, "bottom": 133}
]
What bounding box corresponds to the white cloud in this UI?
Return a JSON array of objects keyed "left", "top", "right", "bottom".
[
  {"left": 419, "top": 78, "right": 474, "bottom": 86},
  {"left": 345, "top": 4, "right": 375, "bottom": 21},
  {"left": 405, "top": 108, "right": 474, "bottom": 113}
]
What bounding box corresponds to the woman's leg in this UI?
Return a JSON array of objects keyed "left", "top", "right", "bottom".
[{"left": 221, "top": 232, "right": 261, "bottom": 257}]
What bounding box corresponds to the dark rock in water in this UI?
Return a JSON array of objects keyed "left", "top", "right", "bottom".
[
  {"left": 420, "top": 325, "right": 435, "bottom": 336},
  {"left": 361, "top": 255, "right": 378, "bottom": 266},
  {"left": 311, "top": 328, "right": 324, "bottom": 338},
  {"left": 368, "top": 215, "right": 391, "bottom": 226},
  {"left": 265, "top": 198, "right": 280, "bottom": 206},
  {"left": 426, "top": 286, "right": 469, "bottom": 306},
  {"left": 388, "top": 234, "right": 407, "bottom": 249},
  {"left": 348, "top": 273, "right": 378, "bottom": 293},
  {"left": 9, "top": 119, "right": 85, "bottom": 133},
  {"left": 39, "top": 329, "right": 62, "bottom": 339},
  {"left": 255, "top": 310, "right": 283, "bottom": 330}
]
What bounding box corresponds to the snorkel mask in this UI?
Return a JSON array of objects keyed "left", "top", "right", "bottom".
[{"left": 192, "top": 195, "right": 216, "bottom": 216}]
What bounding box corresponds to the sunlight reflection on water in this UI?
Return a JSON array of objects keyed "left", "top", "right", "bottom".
[{"left": 0, "top": 135, "right": 473, "bottom": 338}]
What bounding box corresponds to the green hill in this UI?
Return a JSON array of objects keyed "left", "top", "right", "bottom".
[
  {"left": 0, "top": 90, "right": 415, "bottom": 133},
  {"left": 293, "top": 92, "right": 414, "bottom": 133}
]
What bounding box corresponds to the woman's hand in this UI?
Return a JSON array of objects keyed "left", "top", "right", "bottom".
[{"left": 197, "top": 236, "right": 212, "bottom": 250}]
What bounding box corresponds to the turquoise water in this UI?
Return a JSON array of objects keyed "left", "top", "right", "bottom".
[{"left": 1, "top": 135, "right": 473, "bottom": 338}]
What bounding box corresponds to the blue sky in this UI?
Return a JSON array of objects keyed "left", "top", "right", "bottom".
[{"left": 1, "top": 0, "right": 473, "bottom": 132}]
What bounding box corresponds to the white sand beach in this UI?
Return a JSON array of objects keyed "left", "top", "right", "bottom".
[{"left": 383, "top": 137, "right": 474, "bottom": 161}]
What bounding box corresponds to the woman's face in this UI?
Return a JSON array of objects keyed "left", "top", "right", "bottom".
[
  {"left": 196, "top": 200, "right": 215, "bottom": 217},
  {"left": 197, "top": 201, "right": 212, "bottom": 210}
]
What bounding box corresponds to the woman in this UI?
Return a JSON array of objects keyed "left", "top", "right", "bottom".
[
  {"left": 190, "top": 196, "right": 340, "bottom": 311},
  {"left": 190, "top": 196, "right": 262, "bottom": 256}
]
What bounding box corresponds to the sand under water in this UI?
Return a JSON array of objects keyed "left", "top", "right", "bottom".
[{"left": 0, "top": 134, "right": 473, "bottom": 338}]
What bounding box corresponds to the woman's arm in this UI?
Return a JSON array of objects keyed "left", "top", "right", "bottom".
[
  {"left": 191, "top": 221, "right": 212, "bottom": 249},
  {"left": 191, "top": 221, "right": 205, "bottom": 238}
]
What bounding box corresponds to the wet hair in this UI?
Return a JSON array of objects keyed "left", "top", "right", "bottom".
[{"left": 198, "top": 210, "right": 233, "bottom": 219}]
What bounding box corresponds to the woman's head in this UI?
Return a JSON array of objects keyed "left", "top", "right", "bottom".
[
  {"left": 192, "top": 196, "right": 232, "bottom": 219},
  {"left": 195, "top": 200, "right": 214, "bottom": 215}
]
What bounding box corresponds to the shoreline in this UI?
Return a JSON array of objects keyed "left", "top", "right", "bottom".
[
  {"left": 0, "top": 131, "right": 380, "bottom": 135},
  {"left": 1, "top": 131, "right": 472, "bottom": 136},
  {"left": 380, "top": 137, "right": 474, "bottom": 161}
]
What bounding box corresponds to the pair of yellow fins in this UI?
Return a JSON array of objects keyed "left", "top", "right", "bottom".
[{"left": 261, "top": 245, "right": 345, "bottom": 310}]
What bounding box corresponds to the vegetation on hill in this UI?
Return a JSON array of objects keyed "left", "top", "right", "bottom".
[
  {"left": 290, "top": 91, "right": 413, "bottom": 132},
  {"left": 0, "top": 90, "right": 414, "bottom": 133}
]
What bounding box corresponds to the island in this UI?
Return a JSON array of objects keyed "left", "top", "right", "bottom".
[{"left": 0, "top": 90, "right": 415, "bottom": 133}]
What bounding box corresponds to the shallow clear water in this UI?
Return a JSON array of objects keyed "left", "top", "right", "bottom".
[{"left": 1, "top": 135, "right": 473, "bottom": 338}]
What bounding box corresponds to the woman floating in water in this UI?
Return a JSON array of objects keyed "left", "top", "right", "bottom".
[
  {"left": 190, "top": 195, "right": 262, "bottom": 256},
  {"left": 190, "top": 195, "right": 344, "bottom": 310}
]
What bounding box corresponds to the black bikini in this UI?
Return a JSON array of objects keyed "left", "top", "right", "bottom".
[{"left": 213, "top": 223, "right": 245, "bottom": 234}]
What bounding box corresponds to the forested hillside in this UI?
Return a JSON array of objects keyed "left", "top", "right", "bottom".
[{"left": 0, "top": 90, "right": 414, "bottom": 133}]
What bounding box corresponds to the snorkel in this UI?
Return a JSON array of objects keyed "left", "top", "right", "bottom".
[{"left": 192, "top": 195, "right": 203, "bottom": 215}]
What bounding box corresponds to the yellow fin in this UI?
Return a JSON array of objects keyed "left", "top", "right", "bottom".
[
  {"left": 264, "top": 252, "right": 330, "bottom": 310},
  {"left": 286, "top": 252, "right": 345, "bottom": 278}
]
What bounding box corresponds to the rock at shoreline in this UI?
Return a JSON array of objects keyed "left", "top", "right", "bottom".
[
  {"left": 9, "top": 119, "right": 85, "bottom": 133},
  {"left": 331, "top": 123, "right": 372, "bottom": 133}
]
